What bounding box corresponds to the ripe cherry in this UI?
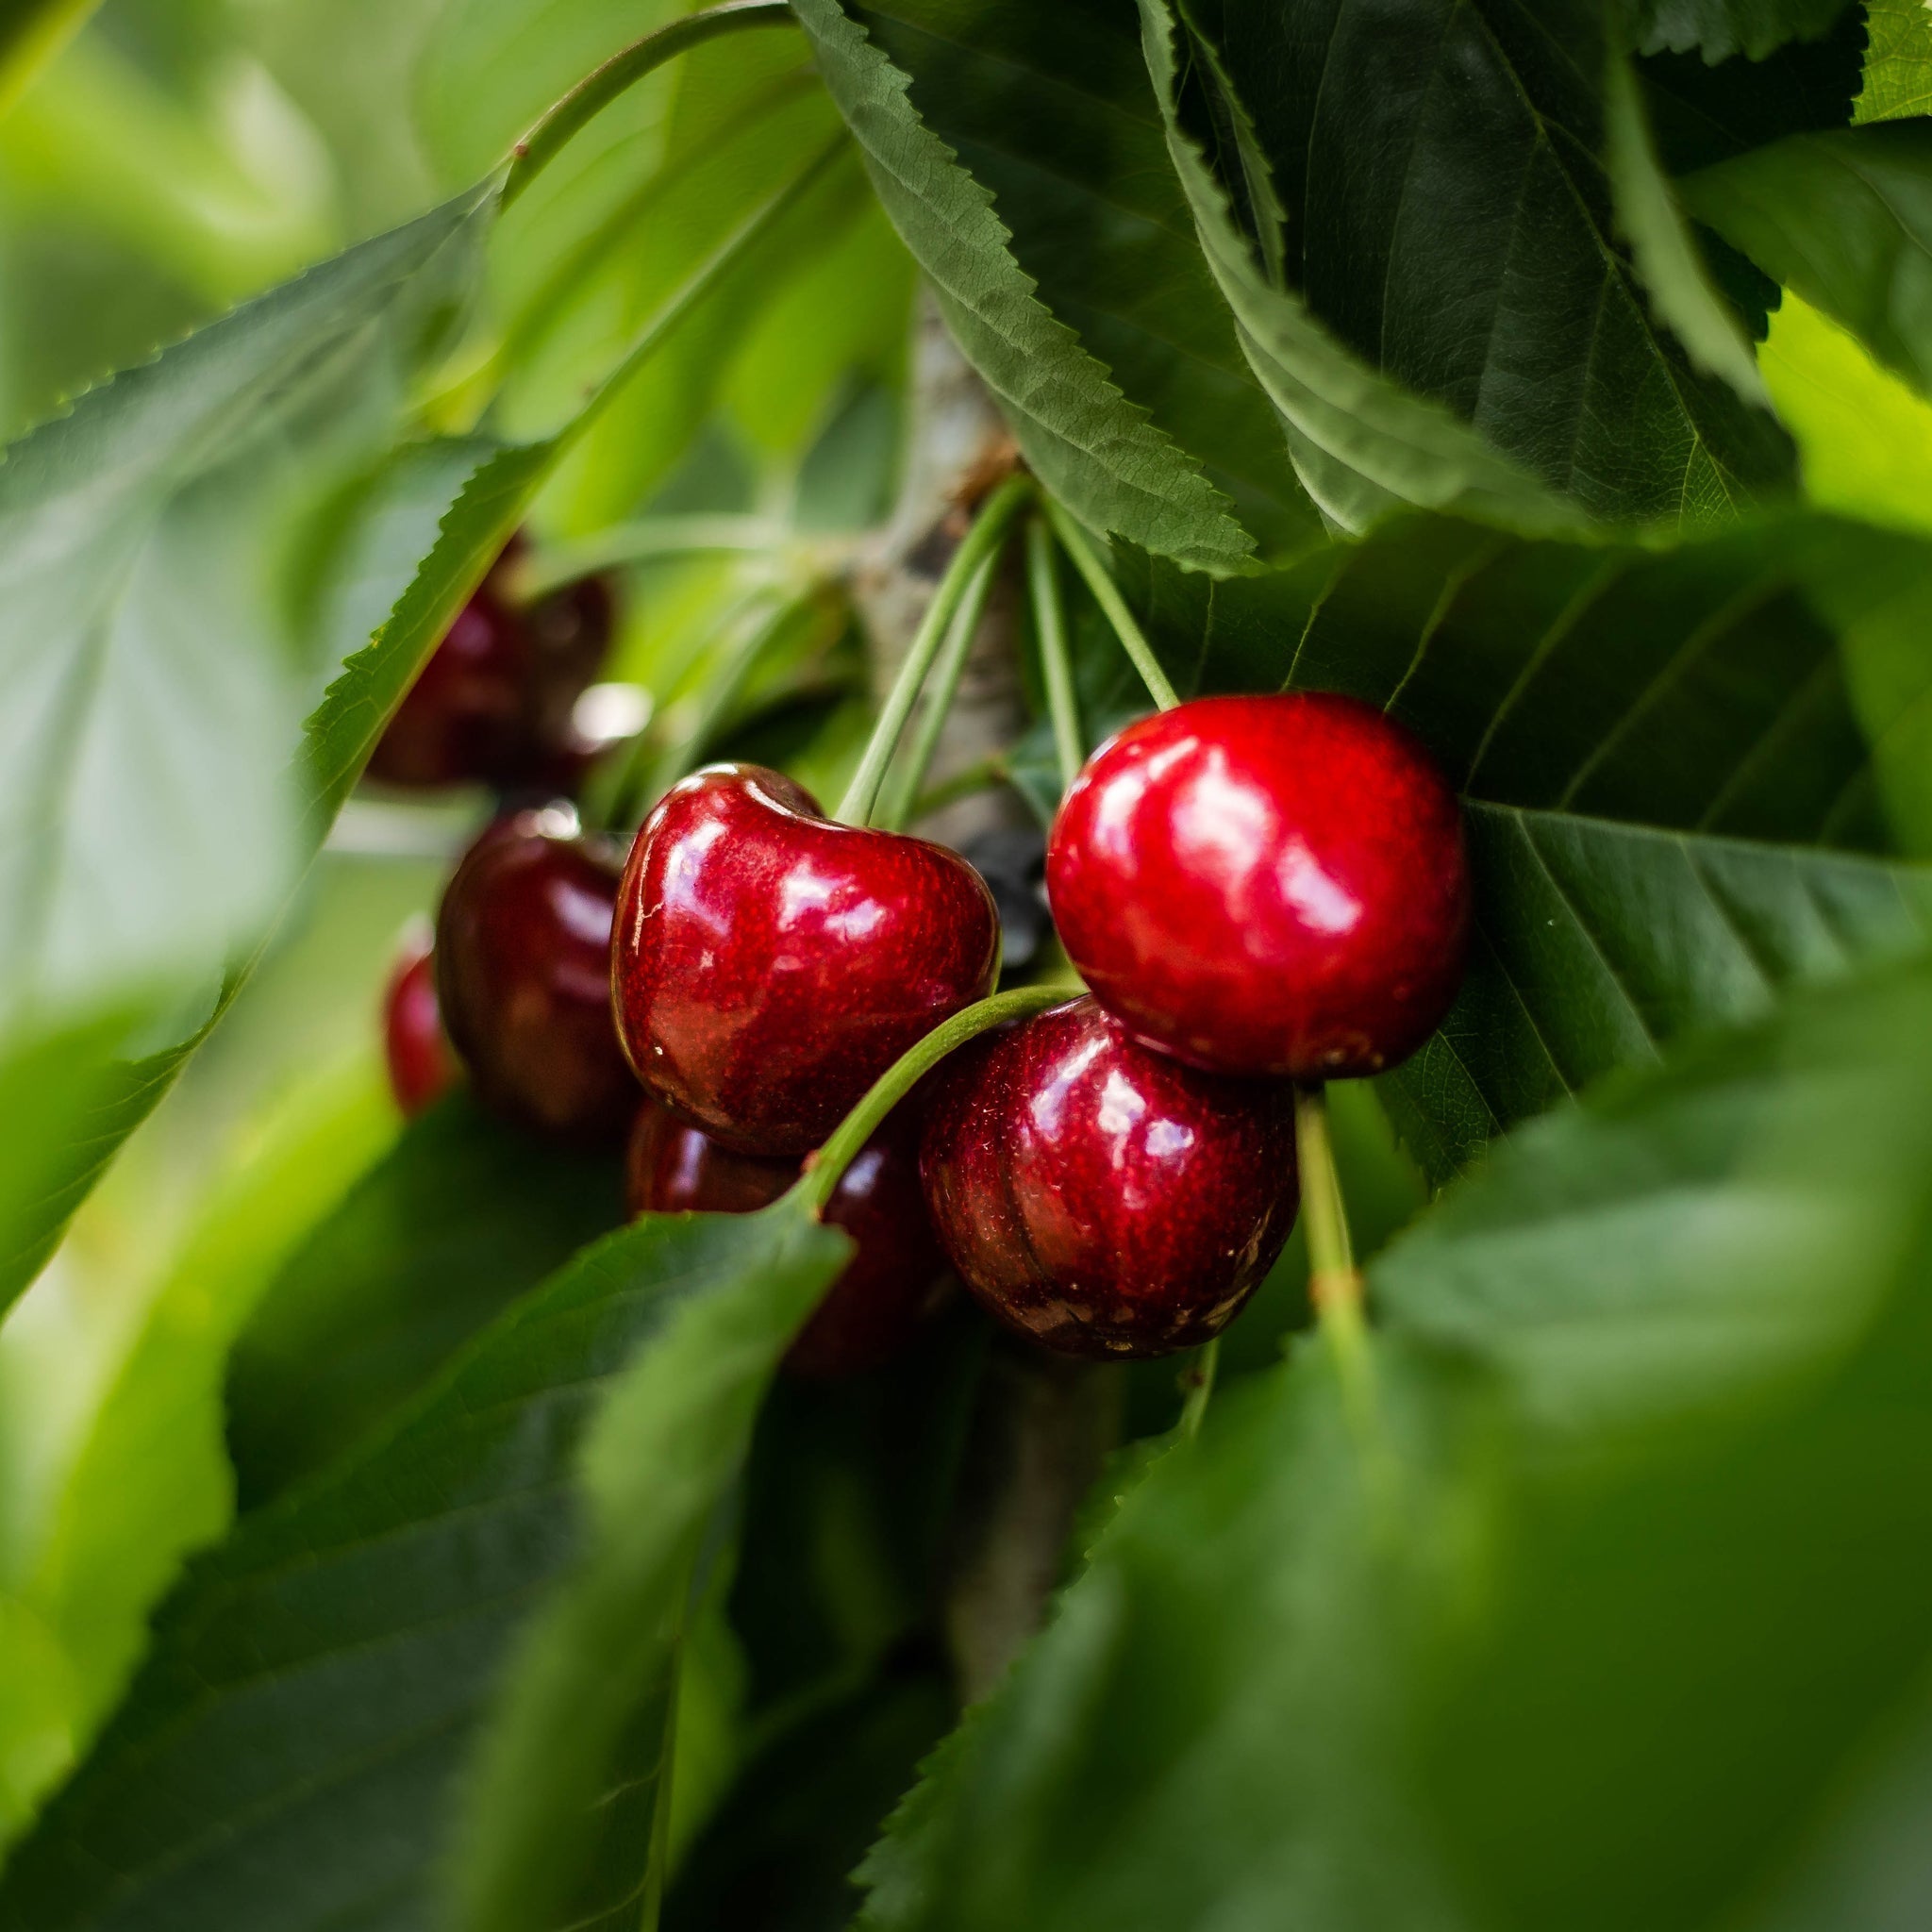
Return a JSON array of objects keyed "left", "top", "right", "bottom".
[
  {"left": 625, "top": 1097, "right": 951, "bottom": 1377},
  {"left": 435, "top": 808, "right": 638, "bottom": 1141},
  {"left": 612, "top": 764, "right": 1000, "bottom": 1158},
  {"left": 920, "top": 995, "right": 1298, "bottom": 1358},
  {"left": 1046, "top": 692, "right": 1470, "bottom": 1080},
  {"left": 366, "top": 536, "right": 615, "bottom": 791},
  {"left": 382, "top": 922, "right": 459, "bottom": 1118}
]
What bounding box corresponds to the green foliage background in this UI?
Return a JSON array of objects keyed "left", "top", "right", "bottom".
[{"left": 3, "top": 0, "right": 1932, "bottom": 1926}]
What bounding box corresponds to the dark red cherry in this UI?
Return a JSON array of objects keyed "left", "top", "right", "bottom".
[
  {"left": 435, "top": 809, "right": 638, "bottom": 1141},
  {"left": 625, "top": 1097, "right": 951, "bottom": 1377},
  {"left": 1046, "top": 692, "right": 1470, "bottom": 1080},
  {"left": 612, "top": 764, "right": 1000, "bottom": 1157},
  {"left": 366, "top": 537, "right": 616, "bottom": 791},
  {"left": 920, "top": 996, "right": 1298, "bottom": 1359},
  {"left": 382, "top": 923, "right": 459, "bottom": 1118}
]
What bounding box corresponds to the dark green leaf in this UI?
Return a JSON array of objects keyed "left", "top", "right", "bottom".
[
  {"left": 1683, "top": 121, "right": 1932, "bottom": 395},
  {"left": 858, "top": 956, "right": 1932, "bottom": 1932},
  {"left": 0, "top": 1197, "right": 849, "bottom": 1931},
  {"left": 1629, "top": 0, "right": 1855, "bottom": 61},
  {"left": 225, "top": 1091, "right": 625, "bottom": 1507},
  {"left": 852, "top": 0, "right": 1321, "bottom": 557},
  {"left": 1134, "top": 0, "right": 1578, "bottom": 535},
  {"left": 1124, "top": 508, "right": 1932, "bottom": 1178},
  {"left": 1175, "top": 0, "right": 1794, "bottom": 525},
  {"left": 791, "top": 0, "right": 1258, "bottom": 575}
]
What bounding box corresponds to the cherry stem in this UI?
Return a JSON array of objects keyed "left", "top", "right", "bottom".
[
  {"left": 837, "top": 475, "right": 1034, "bottom": 826},
  {"left": 803, "top": 986, "right": 1067, "bottom": 1215},
  {"left": 876, "top": 549, "right": 1001, "bottom": 832},
  {"left": 1027, "top": 515, "right": 1083, "bottom": 790},
  {"left": 1041, "top": 498, "right": 1179, "bottom": 713},
  {"left": 1291, "top": 1082, "right": 1375, "bottom": 1423},
  {"left": 1178, "top": 1338, "right": 1219, "bottom": 1439},
  {"left": 501, "top": 0, "right": 796, "bottom": 210}
]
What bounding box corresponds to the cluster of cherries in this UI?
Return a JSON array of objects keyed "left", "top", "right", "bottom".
[{"left": 379, "top": 539, "right": 1473, "bottom": 1374}]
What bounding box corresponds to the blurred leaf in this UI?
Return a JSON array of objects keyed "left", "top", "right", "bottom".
[
  {"left": 1684, "top": 121, "right": 1932, "bottom": 395},
  {"left": 1759, "top": 291, "right": 1932, "bottom": 534},
  {"left": 858, "top": 955, "right": 1932, "bottom": 1932},
  {"left": 1628, "top": 0, "right": 1856, "bottom": 59},
  {"left": 1858, "top": 0, "right": 1932, "bottom": 125},
  {"left": 0, "top": 1197, "right": 847, "bottom": 1930},
  {"left": 1163, "top": 0, "right": 1793, "bottom": 528},
  {"left": 852, "top": 0, "right": 1320, "bottom": 557},
  {"left": 791, "top": 0, "right": 1257, "bottom": 575},
  {"left": 0, "top": 1060, "right": 394, "bottom": 1852},
  {"left": 1133, "top": 0, "right": 1584, "bottom": 536},
  {"left": 0, "top": 0, "right": 98, "bottom": 117},
  {"left": 0, "top": 186, "right": 495, "bottom": 1312},
  {"left": 1126, "top": 508, "right": 1932, "bottom": 1178},
  {"left": 226, "top": 1091, "right": 625, "bottom": 1507}
]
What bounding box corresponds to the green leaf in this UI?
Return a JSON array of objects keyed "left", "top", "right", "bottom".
[
  {"left": 1124, "top": 508, "right": 1932, "bottom": 1178},
  {"left": 1133, "top": 0, "right": 1577, "bottom": 536},
  {"left": 225, "top": 1091, "right": 625, "bottom": 1507},
  {"left": 858, "top": 955, "right": 1932, "bottom": 1932},
  {"left": 790, "top": 0, "right": 1258, "bottom": 575},
  {"left": 1629, "top": 0, "right": 1856, "bottom": 60},
  {"left": 0, "top": 1063, "right": 395, "bottom": 1853},
  {"left": 850, "top": 0, "right": 1320, "bottom": 557},
  {"left": 1684, "top": 121, "right": 1932, "bottom": 396},
  {"left": 0, "top": 1195, "right": 849, "bottom": 1930},
  {"left": 1858, "top": 0, "right": 1932, "bottom": 126},
  {"left": 1163, "top": 0, "right": 1794, "bottom": 528}
]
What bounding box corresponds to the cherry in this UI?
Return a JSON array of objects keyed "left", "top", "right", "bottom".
[
  {"left": 920, "top": 995, "right": 1298, "bottom": 1358},
  {"left": 366, "top": 536, "right": 615, "bottom": 791},
  {"left": 612, "top": 763, "right": 1000, "bottom": 1158},
  {"left": 382, "top": 923, "right": 460, "bottom": 1119},
  {"left": 1046, "top": 691, "right": 1471, "bottom": 1080},
  {"left": 625, "top": 1096, "right": 951, "bottom": 1377},
  {"left": 434, "top": 809, "right": 639, "bottom": 1141}
]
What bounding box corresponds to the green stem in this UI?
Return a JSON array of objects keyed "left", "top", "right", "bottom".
[
  {"left": 501, "top": 0, "right": 796, "bottom": 210},
  {"left": 876, "top": 549, "right": 1001, "bottom": 832},
  {"left": 1041, "top": 498, "right": 1178, "bottom": 713},
  {"left": 1178, "top": 1338, "right": 1219, "bottom": 1440},
  {"left": 805, "top": 987, "right": 1067, "bottom": 1214},
  {"left": 836, "top": 475, "right": 1034, "bottom": 825},
  {"left": 1292, "top": 1083, "right": 1374, "bottom": 1424},
  {"left": 1027, "top": 515, "right": 1083, "bottom": 790}
]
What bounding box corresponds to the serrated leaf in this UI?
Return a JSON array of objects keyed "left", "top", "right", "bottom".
[
  {"left": 850, "top": 0, "right": 1321, "bottom": 556},
  {"left": 1683, "top": 121, "right": 1932, "bottom": 396},
  {"left": 1159, "top": 0, "right": 1794, "bottom": 528},
  {"left": 1630, "top": 0, "right": 1857, "bottom": 60},
  {"left": 226, "top": 1091, "right": 625, "bottom": 1507},
  {"left": 0, "top": 1195, "right": 848, "bottom": 1931},
  {"left": 1123, "top": 508, "right": 1932, "bottom": 1179},
  {"left": 790, "top": 0, "right": 1257, "bottom": 575},
  {"left": 858, "top": 956, "right": 1932, "bottom": 1932},
  {"left": 1858, "top": 0, "right": 1932, "bottom": 126}
]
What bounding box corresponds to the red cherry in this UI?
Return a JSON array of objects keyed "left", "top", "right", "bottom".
[
  {"left": 920, "top": 996, "right": 1298, "bottom": 1358},
  {"left": 435, "top": 810, "right": 639, "bottom": 1141},
  {"left": 612, "top": 764, "right": 1000, "bottom": 1157},
  {"left": 1046, "top": 692, "right": 1471, "bottom": 1079},
  {"left": 382, "top": 923, "right": 460, "bottom": 1118},
  {"left": 625, "top": 1097, "right": 951, "bottom": 1377},
  {"left": 366, "top": 537, "right": 615, "bottom": 791}
]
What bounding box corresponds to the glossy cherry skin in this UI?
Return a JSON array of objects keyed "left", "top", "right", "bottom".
[
  {"left": 1046, "top": 691, "right": 1471, "bottom": 1080},
  {"left": 920, "top": 996, "right": 1298, "bottom": 1358},
  {"left": 613, "top": 764, "right": 1000, "bottom": 1157},
  {"left": 625, "top": 1096, "right": 951, "bottom": 1377},
  {"left": 435, "top": 811, "right": 639, "bottom": 1141},
  {"left": 382, "top": 924, "right": 460, "bottom": 1119},
  {"left": 366, "top": 538, "right": 615, "bottom": 791}
]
